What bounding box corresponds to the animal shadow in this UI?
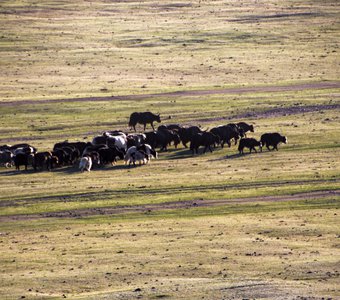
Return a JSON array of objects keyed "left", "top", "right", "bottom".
[{"left": 166, "top": 148, "right": 193, "bottom": 160}]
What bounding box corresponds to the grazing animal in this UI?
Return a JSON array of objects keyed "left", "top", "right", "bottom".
[
  {"left": 158, "top": 128, "right": 181, "bottom": 149},
  {"left": 260, "top": 133, "right": 287, "bottom": 151},
  {"left": 92, "top": 134, "right": 127, "bottom": 153},
  {"left": 226, "top": 123, "right": 245, "bottom": 145},
  {"left": 148, "top": 128, "right": 180, "bottom": 151},
  {"left": 10, "top": 143, "right": 37, "bottom": 154},
  {"left": 137, "top": 144, "right": 157, "bottom": 159},
  {"left": 98, "top": 146, "right": 125, "bottom": 165},
  {"left": 178, "top": 126, "right": 202, "bottom": 148},
  {"left": 0, "top": 150, "right": 14, "bottom": 168},
  {"left": 58, "top": 146, "right": 80, "bottom": 165},
  {"left": 14, "top": 153, "right": 33, "bottom": 171},
  {"left": 131, "top": 150, "right": 149, "bottom": 166},
  {"left": 210, "top": 124, "right": 243, "bottom": 148},
  {"left": 52, "top": 149, "right": 68, "bottom": 166},
  {"left": 83, "top": 144, "right": 107, "bottom": 157},
  {"left": 108, "top": 135, "right": 127, "bottom": 152},
  {"left": 49, "top": 156, "right": 59, "bottom": 169},
  {"left": 238, "top": 138, "right": 262, "bottom": 154},
  {"left": 145, "top": 130, "right": 178, "bottom": 151},
  {"left": 79, "top": 156, "right": 92, "bottom": 172},
  {"left": 103, "top": 130, "right": 127, "bottom": 138},
  {"left": 236, "top": 122, "right": 254, "bottom": 137},
  {"left": 124, "top": 146, "right": 137, "bottom": 164},
  {"left": 190, "top": 132, "right": 220, "bottom": 154},
  {"left": 144, "top": 132, "right": 157, "bottom": 149},
  {"left": 12, "top": 146, "right": 37, "bottom": 156},
  {"left": 124, "top": 146, "right": 149, "bottom": 166},
  {"left": 84, "top": 152, "right": 100, "bottom": 167},
  {"left": 0, "top": 145, "right": 12, "bottom": 151},
  {"left": 33, "top": 152, "right": 58, "bottom": 171},
  {"left": 126, "top": 133, "right": 147, "bottom": 148},
  {"left": 91, "top": 135, "right": 107, "bottom": 145},
  {"left": 129, "top": 112, "right": 161, "bottom": 131},
  {"left": 53, "top": 142, "right": 87, "bottom": 161},
  {"left": 157, "top": 124, "right": 182, "bottom": 133}
]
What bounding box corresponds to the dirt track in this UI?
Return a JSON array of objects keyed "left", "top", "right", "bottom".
[
  {"left": 1, "top": 81, "right": 339, "bottom": 106},
  {"left": 1, "top": 190, "right": 338, "bottom": 222}
]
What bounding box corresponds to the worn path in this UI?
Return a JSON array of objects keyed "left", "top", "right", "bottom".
[
  {"left": 1, "top": 81, "right": 339, "bottom": 106},
  {"left": 1, "top": 189, "right": 338, "bottom": 222}
]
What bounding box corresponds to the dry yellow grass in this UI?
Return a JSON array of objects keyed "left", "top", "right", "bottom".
[
  {"left": 1, "top": 208, "right": 339, "bottom": 299},
  {"left": 0, "top": 0, "right": 339, "bottom": 299},
  {"left": 0, "top": 0, "right": 339, "bottom": 101}
]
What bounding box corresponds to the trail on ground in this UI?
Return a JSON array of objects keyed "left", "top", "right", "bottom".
[
  {"left": 1, "top": 81, "right": 339, "bottom": 106},
  {"left": 0, "top": 190, "right": 338, "bottom": 222}
]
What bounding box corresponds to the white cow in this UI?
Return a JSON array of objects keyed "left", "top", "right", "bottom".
[
  {"left": 124, "top": 146, "right": 149, "bottom": 166},
  {"left": 138, "top": 144, "right": 157, "bottom": 159},
  {"left": 79, "top": 156, "right": 92, "bottom": 172}
]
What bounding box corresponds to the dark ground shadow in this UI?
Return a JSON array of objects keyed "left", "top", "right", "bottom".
[
  {"left": 0, "top": 147, "right": 273, "bottom": 176},
  {"left": 165, "top": 147, "right": 193, "bottom": 160},
  {"left": 0, "top": 161, "right": 158, "bottom": 176},
  {"left": 0, "top": 168, "right": 37, "bottom": 176}
]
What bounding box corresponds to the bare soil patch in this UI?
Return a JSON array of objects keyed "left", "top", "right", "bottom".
[
  {"left": 231, "top": 12, "right": 323, "bottom": 23},
  {"left": 1, "top": 190, "right": 337, "bottom": 222},
  {"left": 197, "top": 103, "right": 340, "bottom": 124}
]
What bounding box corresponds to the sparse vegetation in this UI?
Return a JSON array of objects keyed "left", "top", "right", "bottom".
[{"left": 0, "top": 0, "right": 339, "bottom": 299}]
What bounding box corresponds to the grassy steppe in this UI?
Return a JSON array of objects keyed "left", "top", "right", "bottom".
[
  {"left": 0, "top": 0, "right": 339, "bottom": 101},
  {"left": 0, "top": 0, "right": 339, "bottom": 299}
]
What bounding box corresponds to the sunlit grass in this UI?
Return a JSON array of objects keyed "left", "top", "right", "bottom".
[
  {"left": 0, "top": 0, "right": 339, "bottom": 299},
  {"left": 0, "top": 0, "right": 339, "bottom": 101}
]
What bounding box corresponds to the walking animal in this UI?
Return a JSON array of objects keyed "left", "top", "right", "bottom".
[
  {"left": 129, "top": 112, "right": 161, "bottom": 131},
  {"left": 238, "top": 138, "right": 262, "bottom": 154},
  {"left": 260, "top": 133, "right": 287, "bottom": 151}
]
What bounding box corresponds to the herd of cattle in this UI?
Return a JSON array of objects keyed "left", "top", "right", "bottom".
[{"left": 0, "top": 112, "right": 287, "bottom": 172}]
